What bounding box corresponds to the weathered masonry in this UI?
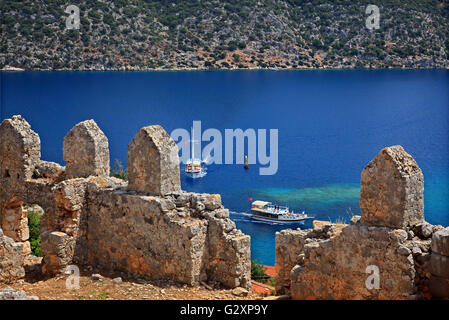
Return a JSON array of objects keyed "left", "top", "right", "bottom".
[
  {"left": 0, "top": 115, "right": 250, "bottom": 288},
  {"left": 275, "top": 145, "right": 449, "bottom": 299}
]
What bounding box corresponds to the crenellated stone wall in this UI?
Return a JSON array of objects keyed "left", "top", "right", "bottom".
[
  {"left": 2, "top": 115, "right": 446, "bottom": 298},
  {"left": 0, "top": 115, "right": 250, "bottom": 288},
  {"left": 276, "top": 145, "right": 447, "bottom": 300}
]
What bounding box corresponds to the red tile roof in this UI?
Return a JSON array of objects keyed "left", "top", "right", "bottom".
[
  {"left": 251, "top": 280, "right": 274, "bottom": 294},
  {"left": 264, "top": 265, "right": 276, "bottom": 277}
]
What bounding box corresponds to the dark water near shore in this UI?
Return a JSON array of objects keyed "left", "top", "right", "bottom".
[{"left": 1, "top": 70, "right": 448, "bottom": 265}]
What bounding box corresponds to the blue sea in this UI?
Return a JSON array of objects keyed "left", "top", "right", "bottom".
[{"left": 1, "top": 70, "right": 448, "bottom": 265}]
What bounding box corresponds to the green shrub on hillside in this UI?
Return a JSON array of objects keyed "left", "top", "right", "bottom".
[
  {"left": 251, "top": 259, "right": 266, "bottom": 281},
  {"left": 251, "top": 259, "right": 277, "bottom": 286}
]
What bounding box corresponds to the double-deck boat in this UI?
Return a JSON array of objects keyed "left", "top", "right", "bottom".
[
  {"left": 251, "top": 200, "right": 309, "bottom": 223},
  {"left": 185, "top": 159, "right": 202, "bottom": 175}
]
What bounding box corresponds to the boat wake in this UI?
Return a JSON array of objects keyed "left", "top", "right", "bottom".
[
  {"left": 201, "top": 155, "right": 214, "bottom": 165},
  {"left": 185, "top": 169, "right": 207, "bottom": 179},
  {"left": 230, "top": 211, "right": 252, "bottom": 218}
]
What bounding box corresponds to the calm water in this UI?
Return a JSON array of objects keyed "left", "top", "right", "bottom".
[{"left": 1, "top": 70, "right": 448, "bottom": 265}]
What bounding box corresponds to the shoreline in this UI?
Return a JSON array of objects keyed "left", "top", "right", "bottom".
[{"left": 2, "top": 66, "right": 449, "bottom": 72}]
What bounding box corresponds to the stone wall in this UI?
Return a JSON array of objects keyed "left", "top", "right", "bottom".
[
  {"left": 0, "top": 115, "right": 250, "bottom": 288},
  {"left": 0, "top": 227, "right": 25, "bottom": 283},
  {"left": 430, "top": 227, "right": 449, "bottom": 298},
  {"left": 86, "top": 187, "right": 250, "bottom": 287},
  {"left": 275, "top": 145, "right": 447, "bottom": 299},
  {"left": 275, "top": 223, "right": 344, "bottom": 295},
  {"left": 360, "top": 145, "right": 424, "bottom": 229}
]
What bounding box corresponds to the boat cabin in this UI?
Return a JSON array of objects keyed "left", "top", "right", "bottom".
[
  {"left": 186, "top": 160, "right": 202, "bottom": 173},
  {"left": 251, "top": 200, "right": 289, "bottom": 215},
  {"left": 250, "top": 200, "right": 308, "bottom": 223}
]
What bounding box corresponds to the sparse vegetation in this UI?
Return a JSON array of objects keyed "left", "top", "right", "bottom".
[
  {"left": 266, "top": 276, "right": 276, "bottom": 287},
  {"left": 1, "top": 1, "right": 448, "bottom": 70},
  {"left": 251, "top": 259, "right": 276, "bottom": 286},
  {"left": 330, "top": 216, "right": 348, "bottom": 224},
  {"left": 251, "top": 259, "right": 266, "bottom": 281},
  {"left": 111, "top": 159, "right": 127, "bottom": 181},
  {"left": 96, "top": 289, "right": 110, "bottom": 300},
  {"left": 27, "top": 206, "right": 42, "bottom": 257}
]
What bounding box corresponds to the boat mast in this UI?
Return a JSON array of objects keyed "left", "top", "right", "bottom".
[{"left": 191, "top": 126, "right": 194, "bottom": 161}]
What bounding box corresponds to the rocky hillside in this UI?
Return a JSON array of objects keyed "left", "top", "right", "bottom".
[{"left": 1, "top": 0, "right": 449, "bottom": 70}]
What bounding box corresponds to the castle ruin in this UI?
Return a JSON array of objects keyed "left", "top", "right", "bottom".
[
  {"left": 275, "top": 145, "right": 449, "bottom": 299},
  {"left": 0, "top": 115, "right": 250, "bottom": 288},
  {"left": 1, "top": 115, "right": 448, "bottom": 299}
]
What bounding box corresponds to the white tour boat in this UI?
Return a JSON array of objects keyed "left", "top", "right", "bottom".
[{"left": 251, "top": 200, "right": 309, "bottom": 223}]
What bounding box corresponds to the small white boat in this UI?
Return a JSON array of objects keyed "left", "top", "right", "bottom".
[
  {"left": 185, "top": 126, "right": 204, "bottom": 178},
  {"left": 185, "top": 159, "right": 203, "bottom": 175},
  {"left": 250, "top": 200, "right": 309, "bottom": 223}
]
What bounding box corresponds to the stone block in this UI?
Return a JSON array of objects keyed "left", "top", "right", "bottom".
[
  {"left": 431, "top": 227, "right": 449, "bottom": 257},
  {"left": 0, "top": 288, "right": 39, "bottom": 300},
  {"left": 0, "top": 227, "right": 25, "bottom": 283},
  {"left": 275, "top": 229, "right": 308, "bottom": 294},
  {"left": 0, "top": 197, "right": 28, "bottom": 243},
  {"left": 430, "top": 253, "right": 449, "bottom": 279},
  {"left": 41, "top": 231, "right": 73, "bottom": 275},
  {"left": 63, "top": 120, "right": 110, "bottom": 178},
  {"left": 360, "top": 145, "right": 424, "bottom": 229},
  {"left": 127, "top": 125, "right": 181, "bottom": 195},
  {"left": 33, "top": 160, "right": 65, "bottom": 180},
  {"left": 22, "top": 241, "right": 31, "bottom": 255},
  {"left": 0, "top": 115, "right": 41, "bottom": 181},
  {"left": 429, "top": 275, "right": 449, "bottom": 299}
]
